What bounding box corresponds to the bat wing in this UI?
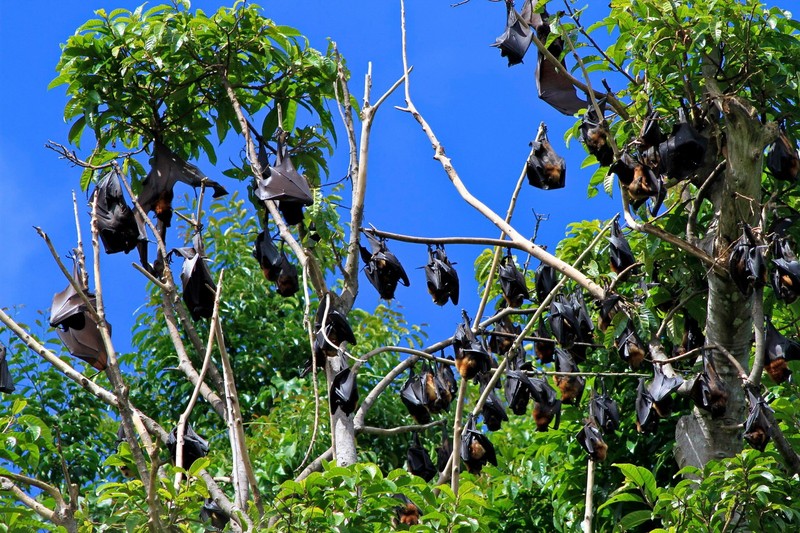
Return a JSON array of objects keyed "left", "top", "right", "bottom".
[
  {"left": 56, "top": 314, "right": 109, "bottom": 371},
  {"left": 743, "top": 388, "right": 773, "bottom": 452},
  {"left": 772, "top": 258, "right": 800, "bottom": 303},
  {"left": 276, "top": 256, "right": 299, "bottom": 297},
  {"left": 331, "top": 368, "right": 358, "bottom": 415},
  {"left": 253, "top": 231, "right": 283, "bottom": 281},
  {"left": 535, "top": 50, "right": 587, "bottom": 116},
  {"left": 173, "top": 248, "right": 216, "bottom": 321},
  {"left": 0, "top": 346, "right": 15, "bottom": 394},
  {"left": 499, "top": 257, "right": 529, "bottom": 306},
  {"left": 93, "top": 171, "right": 146, "bottom": 254},
  {"left": 767, "top": 132, "right": 800, "bottom": 181},
  {"left": 649, "top": 365, "right": 684, "bottom": 402},
  {"left": 481, "top": 389, "right": 508, "bottom": 431},
  {"left": 168, "top": 424, "right": 209, "bottom": 467},
  {"left": 505, "top": 370, "right": 533, "bottom": 415},
  {"left": 436, "top": 434, "right": 452, "bottom": 473},
  {"left": 492, "top": 4, "right": 532, "bottom": 66},
  {"left": 407, "top": 433, "right": 436, "bottom": 482},
  {"left": 535, "top": 263, "right": 557, "bottom": 303},
  {"left": 256, "top": 141, "right": 313, "bottom": 205},
  {"left": 658, "top": 110, "right": 708, "bottom": 180},
  {"left": 636, "top": 378, "right": 657, "bottom": 433}
]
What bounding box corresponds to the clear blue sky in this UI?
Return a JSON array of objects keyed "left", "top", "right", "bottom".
[{"left": 0, "top": 0, "right": 670, "bottom": 356}]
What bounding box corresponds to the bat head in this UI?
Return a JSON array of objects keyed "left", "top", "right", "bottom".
[{"left": 767, "top": 131, "right": 800, "bottom": 182}]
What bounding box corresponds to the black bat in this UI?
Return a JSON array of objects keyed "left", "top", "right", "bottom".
[
  {"left": 728, "top": 223, "right": 767, "bottom": 295},
  {"left": 597, "top": 294, "right": 621, "bottom": 332},
  {"left": 488, "top": 315, "right": 521, "bottom": 356},
  {"left": 534, "top": 319, "right": 556, "bottom": 364},
  {"left": 635, "top": 378, "right": 658, "bottom": 434},
  {"left": 170, "top": 234, "right": 216, "bottom": 321},
  {"left": 275, "top": 254, "right": 299, "bottom": 297},
  {"left": 199, "top": 498, "right": 230, "bottom": 531},
  {"left": 400, "top": 366, "right": 432, "bottom": 424},
  {"left": 763, "top": 317, "right": 800, "bottom": 384},
  {"left": 530, "top": 376, "right": 561, "bottom": 431},
  {"left": 526, "top": 129, "right": 566, "bottom": 190},
  {"left": 743, "top": 386, "right": 773, "bottom": 452},
  {"left": 639, "top": 110, "right": 664, "bottom": 152},
  {"left": 491, "top": 0, "right": 532, "bottom": 66},
  {"left": 771, "top": 238, "right": 800, "bottom": 303},
  {"left": 767, "top": 131, "right": 800, "bottom": 182},
  {"left": 608, "top": 220, "right": 636, "bottom": 277},
  {"left": 505, "top": 369, "right": 534, "bottom": 416},
  {"left": 658, "top": 108, "right": 708, "bottom": 180},
  {"left": 453, "top": 311, "right": 492, "bottom": 380},
  {"left": 49, "top": 263, "right": 109, "bottom": 371},
  {"left": 689, "top": 350, "right": 729, "bottom": 419},
  {"left": 580, "top": 102, "right": 614, "bottom": 167},
  {"left": 648, "top": 364, "right": 684, "bottom": 417},
  {"left": 553, "top": 348, "right": 584, "bottom": 405},
  {"left": 313, "top": 298, "right": 357, "bottom": 359},
  {"left": 610, "top": 154, "right": 663, "bottom": 214},
  {"left": 418, "top": 362, "right": 441, "bottom": 410},
  {"left": 330, "top": 366, "right": 358, "bottom": 415},
  {"left": 253, "top": 230, "right": 283, "bottom": 281},
  {"left": 567, "top": 290, "right": 594, "bottom": 362},
  {"left": 430, "top": 356, "right": 457, "bottom": 413},
  {"left": 498, "top": 252, "right": 530, "bottom": 307},
  {"left": 590, "top": 382, "right": 620, "bottom": 434},
  {"left": 615, "top": 321, "right": 647, "bottom": 370},
  {"left": 436, "top": 424, "right": 452, "bottom": 473},
  {"left": 393, "top": 494, "right": 422, "bottom": 526},
  {"left": 675, "top": 314, "right": 705, "bottom": 358},
  {"left": 359, "top": 232, "right": 410, "bottom": 300},
  {"left": 577, "top": 420, "right": 608, "bottom": 462},
  {"left": 0, "top": 345, "right": 14, "bottom": 394},
  {"left": 166, "top": 424, "right": 209, "bottom": 468},
  {"left": 549, "top": 295, "right": 579, "bottom": 349},
  {"left": 91, "top": 169, "right": 146, "bottom": 254},
  {"left": 480, "top": 376, "right": 508, "bottom": 431},
  {"left": 535, "top": 263, "right": 558, "bottom": 303},
  {"left": 425, "top": 245, "right": 459, "bottom": 306},
  {"left": 254, "top": 132, "right": 313, "bottom": 225},
  {"left": 407, "top": 432, "right": 436, "bottom": 482},
  {"left": 460, "top": 414, "right": 497, "bottom": 475}
]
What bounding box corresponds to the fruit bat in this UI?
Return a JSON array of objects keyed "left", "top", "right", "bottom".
[
  {"left": 430, "top": 357, "right": 457, "bottom": 413},
  {"left": 580, "top": 103, "right": 614, "bottom": 167},
  {"left": 359, "top": 232, "right": 410, "bottom": 300},
  {"left": 400, "top": 366, "right": 432, "bottom": 424},
  {"left": 492, "top": 0, "right": 532, "bottom": 66},
  {"left": 254, "top": 132, "right": 313, "bottom": 225},
  {"left": 460, "top": 414, "right": 497, "bottom": 475},
  {"left": 498, "top": 252, "right": 530, "bottom": 307},
  {"left": 419, "top": 362, "right": 441, "bottom": 410},
  {"left": 577, "top": 420, "right": 608, "bottom": 462},
  {"left": 611, "top": 153, "right": 664, "bottom": 215},
  {"left": 330, "top": 366, "right": 358, "bottom": 415},
  {"left": 488, "top": 315, "right": 521, "bottom": 356},
  {"left": 436, "top": 424, "right": 452, "bottom": 473},
  {"left": 535, "top": 263, "right": 558, "bottom": 303},
  {"left": 407, "top": 432, "right": 436, "bottom": 482},
  {"left": 526, "top": 129, "right": 566, "bottom": 190},
  {"left": 658, "top": 108, "right": 708, "bottom": 180},
  {"left": 639, "top": 111, "right": 664, "bottom": 152},
  {"left": 763, "top": 317, "right": 800, "bottom": 384},
  {"left": 675, "top": 314, "right": 705, "bottom": 358},
  {"left": 548, "top": 295, "right": 578, "bottom": 349},
  {"left": 166, "top": 424, "right": 209, "bottom": 468},
  {"left": 393, "top": 494, "right": 422, "bottom": 526},
  {"left": 275, "top": 254, "right": 299, "bottom": 297},
  {"left": 597, "top": 294, "right": 621, "bottom": 332},
  {"left": 253, "top": 231, "right": 283, "bottom": 281},
  {"left": 590, "top": 382, "right": 620, "bottom": 434},
  {"left": 479, "top": 376, "right": 508, "bottom": 431},
  {"left": 299, "top": 352, "right": 324, "bottom": 378},
  {"left": 767, "top": 131, "right": 800, "bottom": 182},
  {"left": 199, "top": 498, "right": 230, "bottom": 531},
  {"left": 453, "top": 311, "right": 492, "bottom": 380},
  {"left": 505, "top": 369, "right": 534, "bottom": 415},
  {"left": 527, "top": 5, "right": 587, "bottom": 115},
  {"left": 313, "top": 299, "right": 357, "bottom": 358},
  {"left": 608, "top": 220, "right": 636, "bottom": 277},
  {"left": 49, "top": 263, "right": 109, "bottom": 371},
  {"left": 635, "top": 378, "right": 658, "bottom": 434},
  {"left": 615, "top": 322, "right": 647, "bottom": 370},
  {"left": 568, "top": 290, "right": 594, "bottom": 362},
  {"left": 728, "top": 223, "right": 767, "bottom": 295},
  {"left": 0, "top": 345, "right": 14, "bottom": 394},
  {"left": 529, "top": 377, "right": 561, "bottom": 431},
  {"left": 91, "top": 169, "right": 146, "bottom": 254},
  {"left": 170, "top": 234, "right": 216, "bottom": 321},
  {"left": 553, "top": 348, "right": 584, "bottom": 405},
  {"left": 743, "top": 386, "right": 773, "bottom": 452},
  {"left": 648, "top": 364, "right": 684, "bottom": 417},
  {"left": 689, "top": 350, "right": 729, "bottom": 419},
  {"left": 425, "top": 245, "right": 459, "bottom": 306},
  {"left": 771, "top": 238, "right": 800, "bottom": 303},
  {"left": 534, "top": 320, "right": 556, "bottom": 364}
]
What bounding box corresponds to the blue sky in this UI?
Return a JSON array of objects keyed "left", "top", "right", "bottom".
[{"left": 0, "top": 0, "right": 660, "bottom": 356}]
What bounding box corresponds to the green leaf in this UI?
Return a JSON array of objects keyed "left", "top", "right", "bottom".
[{"left": 619, "top": 510, "right": 654, "bottom": 531}]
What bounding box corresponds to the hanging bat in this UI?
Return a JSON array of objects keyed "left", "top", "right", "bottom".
[
  {"left": 728, "top": 223, "right": 767, "bottom": 295},
  {"left": 590, "top": 381, "right": 620, "bottom": 434},
  {"left": 534, "top": 320, "right": 556, "bottom": 364},
  {"left": 253, "top": 230, "right": 283, "bottom": 281},
  {"left": 597, "top": 294, "right": 621, "bottom": 332},
  {"left": 577, "top": 420, "right": 608, "bottom": 462},
  {"left": 479, "top": 375, "right": 509, "bottom": 431},
  {"left": 430, "top": 356, "right": 458, "bottom": 413},
  {"left": 0, "top": 345, "right": 14, "bottom": 394},
  {"left": 636, "top": 378, "right": 658, "bottom": 434},
  {"left": 200, "top": 498, "right": 230, "bottom": 531},
  {"left": 460, "top": 414, "right": 497, "bottom": 475},
  {"left": 615, "top": 322, "right": 647, "bottom": 370},
  {"left": 689, "top": 350, "right": 729, "bottom": 419},
  {"left": 608, "top": 220, "right": 636, "bottom": 277},
  {"left": 639, "top": 110, "right": 664, "bottom": 152},
  {"left": 568, "top": 290, "right": 594, "bottom": 362},
  {"left": 610, "top": 154, "right": 663, "bottom": 213},
  {"left": 254, "top": 132, "right": 313, "bottom": 225},
  {"left": 771, "top": 238, "right": 800, "bottom": 303},
  {"left": 360, "top": 232, "right": 410, "bottom": 300},
  {"left": 526, "top": 129, "right": 566, "bottom": 190},
  {"left": 553, "top": 348, "right": 584, "bottom": 405},
  {"left": 425, "top": 245, "right": 459, "bottom": 306},
  {"left": 505, "top": 369, "right": 534, "bottom": 416},
  {"left": 275, "top": 254, "right": 299, "bottom": 297},
  {"left": 658, "top": 108, "right": 708, "bottom": 180},
  {"left": 453, "top": 311, "right": 492, "bottom": 380},
  {"left": 529, "top": 376, "right": 561, "bottom": 431},
  {"left": 488, "top": 315, "right": 522, "bottom": 356},
  {"left": 763, "top": 317, "right": 800, "bottom": 384},
  {"left": 436, "top": 424, "right": 452, "bottom": 473},
  {"left": 743, "top": 386, "right": 774, "bottom": 452},
  {"left": 49, "top": 263, "right": 109, "bottom": 371},
  {"left": 535, "top": 263, "right": 558, "bottom": 303},
  {"left": 648, "top": 364, "right": 684, "bottom": 417},
  {"left": 393, "top": 494, "right": 422, "bottom": 526},
  {"left": 170, "top": 234, "right": 216, "bottom": 321},
  {"left": 91, "top": 169, "right": 146, "bottom": 255},
  {"left": 400, "top": 366, "right": 432, "bottom": 424},
  {"left": 549, "top": 295, "right": 579, "bottom": 349},
  {"left": 313, "top": 298, "right": 357, "bottom": 358},
  {"left": 330, "top": 366, "right": 358, "bottom": 416},
  {"left": 407, "top": 432, "right": 436, "bottom": 482},
  {"left": 580, "top": 102, "right": 614, "bottom": 167},
  {"left": 418, "top": 362, "right": 441, "bottom": 409},
  {"left": 675, "top": 314, "right": 705, "bottom": 358},
  {"left": 492, "top": 0, "right": 532, "bottom": 66},
  {"left": 166, "top": 423, "right": 209, "bottom": 469},
  {"left": 498, "top": 251, "right": 530, "bottom": 307},
  {"left": 767, "top": 131, "right": 800, "bottom": 182}
]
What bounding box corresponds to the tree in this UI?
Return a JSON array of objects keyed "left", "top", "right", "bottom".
[{"left": 2, "top": 0, "right": 800, "bottom": 531}]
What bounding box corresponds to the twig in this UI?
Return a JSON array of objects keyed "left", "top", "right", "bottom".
[
  {"left": 297, "top": 262, "right": 321, "bottom": 472},
  {"left": 581, "top": 459, "right": 596, "bottom": 533},
  {"left": 357, "top": 419, "right": 446, "bottom": 436},
  {"left": 747, "top": 288, "right": 765, "bottom": 386},
  {"left": 71, "top": 191, "right": 88, "bottom": 288},
  {"left": 686, "top": 160, "right": 726, "bottom": 245}
]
